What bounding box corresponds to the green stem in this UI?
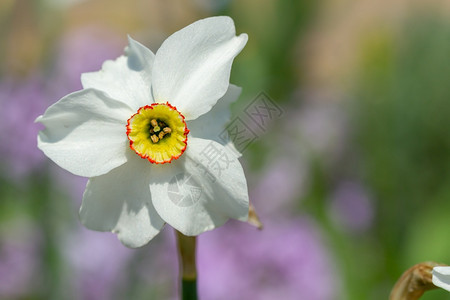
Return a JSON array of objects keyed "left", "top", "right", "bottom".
[
  {"left": 176, "top": 231, "right": 198, "bottom": 300},
  {"left": 181, "top": 278, "right": 198, "bottom": 300}
]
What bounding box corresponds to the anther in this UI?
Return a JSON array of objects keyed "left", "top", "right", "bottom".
[
  {"left": 150, "top": 135, "right": 159, "bottom": 143},
  {"left": 163, "top": 127, "right": 171, "bottom": 134},
  {"left": 150, "top": 119, "right": 161, "bottom": 132},
  {"left": 158, "top": 131, "right": 165, "bottom": 140}
]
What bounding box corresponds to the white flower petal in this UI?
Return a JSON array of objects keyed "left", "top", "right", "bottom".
[
  {"left": 81, "top": 36, "right": 154, "bottom": 110},
  {"left": 184, "top": 138, "right": 249, "bottom": 221},
  {"left": 433, "top": 266, "right": 450, "bottom": 292},
  {"left": 152, "top": 16, "right": 248, "bottom": 120},
  {"left": 36, "top": 89, "right": 132, "bottom": 177},
  {"left": 80, "top": 155, "right": 165, "bottom": 248},
  {"left": 187, "top": 84, "right": 239, "bottom": 139},
  {"left": 187, "top": 84, "right": 242, "bottom": 156},
  {"left": 150, "top": 137, "right": 249, "bottom": 236}
]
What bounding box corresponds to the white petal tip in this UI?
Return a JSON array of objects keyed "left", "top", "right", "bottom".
[
  {"left": 238, "top": 32, "right": 249, "bottom": 43},
  {"left": 433, "top": 266, "right": 450, "bottom": 291},
  {"left": 114, "top": 228, "right": 162, "bottom": 249}
]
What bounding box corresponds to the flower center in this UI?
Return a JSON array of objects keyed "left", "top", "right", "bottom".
[{"left": 126, "top": 103, "right": 189, "bottom": 164}]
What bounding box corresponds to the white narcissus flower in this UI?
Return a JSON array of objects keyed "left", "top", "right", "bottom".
[
  {"left": 37, "top": 16, "right": 249, "bottom": 248},
  {"left": 433, "top": 266, "right": 450, "bottom": 292}
]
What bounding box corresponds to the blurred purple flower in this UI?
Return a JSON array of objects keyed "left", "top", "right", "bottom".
[
  {"left": 286, "top": 90, "right": 349, "bottom": 166},
  {"left": 51, "top": 166, "right": 88, "bottom": 207},
  {"left": 0, "top": 223, "right": 42, "bottom": 298},
  {"left": 0, "top": 76, "right": 47, "bottom": 178},
  {"left": 250, "top": 157, "right": 308, "bottom": 217},
  {"left": 63, "top": 228, "right": 132, "bottom": 300},
  {"left": 197, "top": 218, "right": 338, "bottom": 300},
  {"left": 52, "top": 26, "right": 123, "bottom": 97},
  {"left": 328, "top": 180, "right": 374, "bottom": 234}
]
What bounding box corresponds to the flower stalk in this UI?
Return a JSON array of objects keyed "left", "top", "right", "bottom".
[{"left": 176, "top": 231, "right": 197, "bottom": 300}]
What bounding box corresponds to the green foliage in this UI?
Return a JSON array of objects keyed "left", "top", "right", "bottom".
[{"left": 354, "top": 15, "right": 450, "bottom": 299}]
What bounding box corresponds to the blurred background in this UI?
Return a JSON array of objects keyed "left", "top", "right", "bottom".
[{"left": 1, "top": 0, "right": 450, "bottom": 299}]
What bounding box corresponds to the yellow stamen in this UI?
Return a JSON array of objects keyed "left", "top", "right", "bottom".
[
  {"left": 151, "top": 135, "right": 159, "bottom": 143},
  {"left": 126, "top": 103, "right": 189, "bottom": 164}
]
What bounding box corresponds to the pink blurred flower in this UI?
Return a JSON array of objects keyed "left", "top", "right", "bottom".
[
  {"left": 52, "top": 26, "right": 123, "bottom": 97},
  {"left": 0, "top": 76, "right": 47, "bottom": 178},
  {"left": 197, "top": 218, "right": 338, "bottom": 300},
  {"left": 328, "top": 180, "right": 374, "bottom": 234},
  {"left": 286, "top": 89, "right": 349, "bottom": 166},
  {"left": 250, "top": 157, "right": 308, "bottom": 217},
  {"left": 63, "top": 228, "right": 132, "bottom": 300}
]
